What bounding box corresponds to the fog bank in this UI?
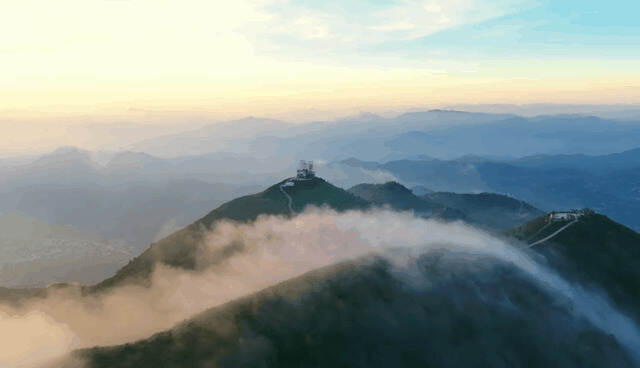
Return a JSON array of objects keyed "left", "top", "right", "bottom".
[{"left": 0, "top": 209, "right": 638, "bottom": 367}]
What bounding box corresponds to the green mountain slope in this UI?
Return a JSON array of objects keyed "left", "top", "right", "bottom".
[
  {"left": 424, "top": 192, "right": 543, "bottom": 229},
  {"left": 348, "top": 181, "right": 437, "bottom": 213},
  {"left": 508, "top": 211, "right": 640, "bottom": 322},
  {"left": 74, "top": 251, "right": 635, "bottom": 368},
  {"left": 347, "top": 181, "right": 470, "bottom": 223},
  {"left": 93, "top": 177, "right": 369, "bottom": 290},
  {"left": 348, "top": 182, "right": 541, "bottom": 230}
]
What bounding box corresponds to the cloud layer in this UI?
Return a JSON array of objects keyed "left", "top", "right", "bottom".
[{"left": 0, "top": 208, "right": 638, "bottom": 367}]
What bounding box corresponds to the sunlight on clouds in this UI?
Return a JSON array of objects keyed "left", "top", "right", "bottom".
[
  {"left": 1, "top": 0, "right": 264, "bottom": 84},
  {"left": 0, "top": 0, "right": 529, "bottom": 100},
  {"left": 366, "top": 0, "right": 521, "bottom": 40},
  {"left": 0, "top": 0, "right": 638, "bottom": 124},
  {"left": 256, "top": 0, "right": 532, "bottom": 46}
]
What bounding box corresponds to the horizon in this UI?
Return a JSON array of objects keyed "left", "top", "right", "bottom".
[
  {"left": 3, "top": 103, "right": 640, "bottom": 157},
  {"left": 4, "top": 1, "right": 640, "bottom": 111},
  {"left": 4, "top": 1, "right": 640, "bottom": 154},
  {"left": 3, "top": 2, "right": 640, "bottom": 367}
]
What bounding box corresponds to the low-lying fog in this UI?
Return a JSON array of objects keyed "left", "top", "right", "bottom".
[{"left": 1, "top": 209, "right": 638, "bottom": 367}]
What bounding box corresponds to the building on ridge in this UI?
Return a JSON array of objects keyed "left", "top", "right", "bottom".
[{"left": 296, "top": 160, "right": 315, "bottom": 179}]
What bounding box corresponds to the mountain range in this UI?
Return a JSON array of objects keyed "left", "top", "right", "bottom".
[
  {"left": 2, "top": 174, "right": 639, "bottom": 367},
  {"left": 0, "top": 214, "right": 134, "bottom": 287},
  {"left": 338, "top": 148, "right": 640, "bottom": 231},
  {"left": 69, "top": 178, "right": 639, "bottom": 367},
  {"left": 0, "top": 147, "right": 262, "bottom": 249},
  {"left": 2, "top": 109, "right": 640, "bottom": 367},
  {"left": 125, "top": 111, "right": 640, "bottom": 161},
  {"left": 347, "top": 181, "right": 543, "bottom": 229},
  {"left": 3, "top": 111, "right": 640, "bottom": 250}
]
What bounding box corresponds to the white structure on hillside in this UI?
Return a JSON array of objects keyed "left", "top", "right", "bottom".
[
  {"left": 296, "top": 160, "right": 315, "bottom": 179},
  {"left": 549, "top": 210, "right": 586, "bottom": 221}
]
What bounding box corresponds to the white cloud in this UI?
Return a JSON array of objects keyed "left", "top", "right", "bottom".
[
  {"left": 2, "top": 208, "right": 639, "bottom": 367},
  {"left": 252, "top": 0, "right": 531, "bottom": 49}
]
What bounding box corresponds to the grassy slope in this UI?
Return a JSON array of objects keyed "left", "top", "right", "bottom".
[
  {"left": 348, "top": 182, "right": 437, "bottom": 212},
  {"left": 424, "top": 192, "right": 543, "bottom": 230},
  {"left": 508, "top": 212, "right": 640, "bottom": 322},
  {"left": 76, "top": 252, "right": 633, "bottom": 368},
  {"left": 347, "top": 181, "right": 471, "bottom": 224},
  {"left": 0, "top": 287, "right": 44, "bottom": 305},
  {"left": 92, "top": 177, "right": 369, "bottom": 291},
  {"left": 347, "top": 182, "right": 542, "bottom": 230}
]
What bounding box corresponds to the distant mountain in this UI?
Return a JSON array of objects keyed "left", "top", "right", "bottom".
[
  {"left": 292, "top": 112, "right": 640, "bottom": 161},
  {"left": 385, "top": 115, "right": 640, "bottom": 159},
  {"left": 346, "top": 182, "right": 467, "bottom": 223},
  {"left": 126, "top": 111, "right": 640, "bottom": 162},
  {"left": 0, "top": 214, "right": 134, "bottom": 287},
  {"left": 226, "top": 110, "right": 516, "bottom": 162},
  {"left": 475, "top": 160, "right": 640, "bottom": 231},
  {"left": 0, "top": 148, "right": 262, "bottom": 248},
  {"left": 0, "top": 178, "right": 259, "bottom": 249},
  {"left": 509, "top": 148, "right": 640, "bottom": 173},
  {"left": 104, "top": 151, "right": 167, "bottom": 172},
  {"left": 337, "top": 158, "right": 487, "bottom": 192},
  {"left": 74, "top": 249, "right": 635, "bottom": 368},
  {"left": 130, "top": 117, "right": 294, "bottom": 157},
  {"left": 348, "top": 182, "right": 437, "bottom": 214},
  {"left": 348, "top": 182, "right": 542, "bottom": 230},
  {"left": 1, "top": 147, "right": 290, "bottom": 187},
  {"left": 379, "top": 159, "right": 489, "bottom": 192},
  {"left": 339, "top": 158, "right": 381, "bottom": 171},
  {"left": 0, "top": 146, "right": 101, "bottom": 186},
  {"left": 6, "top": 112, "right": 640, "bottom": 244},
  {"left": 410, "top": 185, "right": 433, "bottom": 196},
  {"left": 340, "top": 148, "right": 640, "bottom": 231},
  {"left": 508, "top": 210, "right": 640, "bottom": 323},
  {"left": 423, "top": 192, "right": 543, "bottom": 230},
  {"left": 94, "top": 177, "right": 369, "bottom": 290},
  {"left": 444, "top": 103, "right": 640, "bottom": 120}
]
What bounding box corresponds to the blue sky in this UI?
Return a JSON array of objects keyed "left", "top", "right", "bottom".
[
  {"left": 410, "top": 0, "right": 640, "bottom": 58},
  {"left": 256, "top": 0, "right": 640, "bottom": 63},
  {"left": 2, "top": 0, "right": 639, "bottom": 141}
]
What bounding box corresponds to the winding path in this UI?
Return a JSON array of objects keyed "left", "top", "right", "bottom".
[
  {"left": 525, "top": 219, "right": 578, "bottom": 248},
  {"left": 279, "top": 182, "right": 294, "bottom": 215},
  {"left": 526, "top": 221, "right": 553, "bottom": 242}
]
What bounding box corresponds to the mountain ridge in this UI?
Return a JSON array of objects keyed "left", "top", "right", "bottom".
[
  {"left": 93, "top": 177, "right": 369, "bottom": 290},
  {"left": 508, "top": 210, "right": 640, "bottom": 323},
  {"left": 73, "top": 246, "right": 636, "bottom": 368},
  {"left": 348, "top": 181, "right": 542, "bottom": 229}
]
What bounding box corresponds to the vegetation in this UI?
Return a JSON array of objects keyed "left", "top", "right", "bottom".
[
  {"left": 508, "top": 211, "right": 640, "bottom": 322},
  {"left": 348, "top": 181, "right": 437, "bottom": 213},
  {"left": 92, "top": 177, "right": 369, "bottom": 291},
  {"left": 348, "top": 181, "right": 542, "bottom": 230},
  {"left": 76, "top": 251, "right": 634, "bottom": 368},
  {"left": 423, "top": 191, "right": 543, "bottom": 229}
]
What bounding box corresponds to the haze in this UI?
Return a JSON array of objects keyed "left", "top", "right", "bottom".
[
  {"left": 2, "top": 0, "right": 640, "bottom": 154},
  {"left": 2, "top": 2, "right": 640, "bottom": 367}
]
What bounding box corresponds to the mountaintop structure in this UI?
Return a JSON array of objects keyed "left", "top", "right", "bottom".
[{"left": 296, "top": 160, "right": 315, "bottom": 179}]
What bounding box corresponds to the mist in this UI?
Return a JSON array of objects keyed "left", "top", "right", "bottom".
[{"left": 1, "top": 208, "right": 638, "bottom": 367}]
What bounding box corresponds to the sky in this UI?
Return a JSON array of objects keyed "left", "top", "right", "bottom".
[{"left": 1, "top": 0, "right": 640, "bottom": 153}]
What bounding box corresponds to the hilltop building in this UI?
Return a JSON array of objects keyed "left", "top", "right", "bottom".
[
  {"left": 296, "top": 160, "right": 315, "bottom": 179},
  {"left": 549, "top": 209, "right": 588, "bottom": 221}
]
